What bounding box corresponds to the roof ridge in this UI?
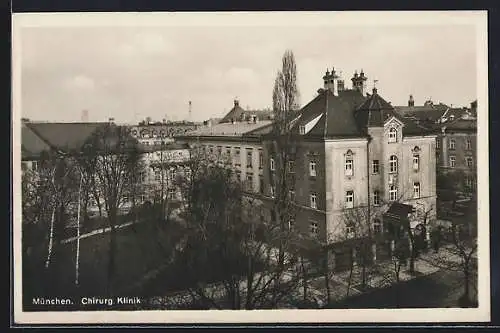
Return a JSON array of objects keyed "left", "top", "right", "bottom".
[{"left": 323, "top": 90, "right": 329, "bottom": 138}]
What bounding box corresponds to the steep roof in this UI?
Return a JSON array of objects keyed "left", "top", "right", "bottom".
[
  {"left": 26, "top": 122, "right": 107, "bottom": 152},
  {"left": 292, "top": 88, "right": 367, "bottom": 138},
  {"left": 21, "top": 123, "right": 52, "bottom": 160},
  {"left": 354, "top": 88, "right": 397, "bottom": 129},
  {"left": 219, "top": 101, "right": 273, "bottom": 123}
]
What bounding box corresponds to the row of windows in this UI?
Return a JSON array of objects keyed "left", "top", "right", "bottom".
[
  {"left": 437, "top": 138, "right": 473, "bottom": 150},
  {"left": 272, "top": 182, "right": 422, "bottom": 211},
  {"left": 302, "top": 218, "right": 384, "bottom": 238},
  {"left": 449, "top": 156, "right": 474, "bottom": 168},
  {"left": 205, "top": 145, "right": 264, "bottom": 169},
  {"left": 269, "top": 154, "right": 421, "bottom": 177}
]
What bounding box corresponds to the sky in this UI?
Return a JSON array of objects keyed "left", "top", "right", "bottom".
[{"left": 17, "top": 13, "right": 480, "bottom": 124}]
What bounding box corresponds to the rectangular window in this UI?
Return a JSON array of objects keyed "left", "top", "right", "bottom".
[
  {"left": 436, "top": 139, "right": 440, "bottom": 149},
  {"left": 413, "top": 182, "right": 421, "bottom": 199},
  {"left": 288, "top": 189, "right": 296, "bottom": 201},
  {"left": 345, "top": 158, "right": 353, "bottom": 176},
  {"left": 217, "top": 146, "right": 222, "bottom": 156},
  {"left": 209, "top": 146, "right": 214, "bottom": 155},
  {"left": 235, "top": 148, "right": 241, "bottom": 166},
  {"left": 373, "top": 219, "right": 382, "bottom": 234},
  {"left": 309, "top": 221, "right": 319, "bottom": 237},
  {"left": 373, "top": 190, "right": 380, "bottom": 206},
  {"left": 288, "top": 218, "right": 295, "bottom": 231},
  {"left": 372, "top": 160, "right": 380, "bottom": 174},
  {"left": 345, "top": 190, "right": 354, "bottom": 209},
  {"left": 288, "top": 160, "right": 295, "bottom": 173},
  {"left": 413, "top": 154, "right": 420, "bottom": 171},
  {"left": 226, "top": 146, "right": 231, "bottom": 157},
  {"left": 465, "top": 176, "right": 473, "bottom": 189},
  {"left": 32, "top": 161, "right": 38, "bottom": 171},
  {"left": 309, "top": 160, "right": 317, "bottom": 177},
  {"left": 270, "top": 157, "right": 275, "bottom": 171},
  {"left": 246, "top": 174, "right": 253, "bottom": 191},
  {"left": 449, "top": 139, "right": 456, "bottom": 150},
  {"left": 236, "top": 171, "right": 241, "bottom": 182},
  {"left": 168, "top": 188, "right": 176, "bottom": 200},
  {"left": 299, "top": 125, "right": 306, "bottom": 135},
  {"left": 449, "top": 156, "right": 456, "bottom": 168},
  {"left": 466, "top": 156, "right": 473, "bottom": 168},
  {"left": 155, "top": 169, "right": 161, "bottom": 182},
  {"left": 466, "top": 138, "right": 472, "bottom": 150},
  {"left": 21, "top": 162, "right": 28, "bottom": 171},
  {"left": 259, "top": 150, "right": 263, "bottom": 169},
  {"left": 259, "top": 176, "right": 264, "bottom": 194},
  {"left": 246, "top": 149, "right": 253, "bottom": 168},
  {"left": 310, "top": 193, "right": 317, "bottom": 209}
]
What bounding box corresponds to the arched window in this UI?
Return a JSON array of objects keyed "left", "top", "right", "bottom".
[
  {"left": 389, "top": 155, "right": 398, "bottom": 173},
  {"left": 388, "top": 127, "right": 397, "bottom": 143},
  {"left": 389, "top": 185, "right": 398, "bottom": 201},
  {"left": 345, "top": 149, "right": 354, "bottom": 176}
]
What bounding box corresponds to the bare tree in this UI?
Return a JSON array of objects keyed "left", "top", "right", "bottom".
[
  {"left": 268, "top": 49, "right": 301, "bottom": 284},
  {"left": 172, "top": 151, "right": 304, "bottom": 309},
  {"left": 82, "top": 124, "right": 141, "bottom": 296}
]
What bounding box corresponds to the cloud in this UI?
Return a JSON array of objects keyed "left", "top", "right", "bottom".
[
  {"left": 65, "top": 75, "right": 96, "bottom": 91},
  {"left": 117, "top": 31, "right": 176, "bottom": 57}
]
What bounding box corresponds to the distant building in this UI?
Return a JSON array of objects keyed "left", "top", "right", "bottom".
[
  {"left": 128, "top": 120, "right": 199, "bottom": 147},
  {"left": 395, "top": 97, "right": 478, "bottom": 195},
  {"left": 21, "top": 121, "right": 191, "bottom": 218}
]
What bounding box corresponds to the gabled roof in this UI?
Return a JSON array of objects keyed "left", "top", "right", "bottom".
[
  {"left": 25, "top": 122, "right": 108, "bottom": 152},
  {"left": 219, "top": 101, "right": 273, "bottom": 123}
]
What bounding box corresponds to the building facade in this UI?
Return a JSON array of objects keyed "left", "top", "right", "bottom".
[{"left": 178, "top": 68, "right": 438, "bottom": 265}]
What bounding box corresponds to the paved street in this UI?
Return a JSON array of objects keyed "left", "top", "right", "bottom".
[{"left": 329, "top": 269, "right": 477, "bottom": 308}]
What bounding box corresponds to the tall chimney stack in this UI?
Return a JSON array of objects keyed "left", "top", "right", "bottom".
[{"left": 81, "top": 109, "right": 89, "bottom": 122}]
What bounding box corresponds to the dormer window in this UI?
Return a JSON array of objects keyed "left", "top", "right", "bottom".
[
  {"left": 388, "top": 127, "right": 398, "bottom": 143},
  {"left": 299, "top": 125, "right": 306, "bottom": 135}
]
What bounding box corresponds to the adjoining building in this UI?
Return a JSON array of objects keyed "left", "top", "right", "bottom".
[
  {"left": 395, "top": 97, "right": 478, "bottom": 195},
  {"left": 21, "top": 121, "right": 191, "bottom": 220},
  {"left": 178, "top": 68, "right": 438, "bottom": 268}
]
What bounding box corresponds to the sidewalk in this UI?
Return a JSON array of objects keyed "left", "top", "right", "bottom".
[
  {"left": 303, "top": 244, "right": 473, "bottom": 306},
  {"left": 60, "top": 220, "right": 139, "bottom": 244}
]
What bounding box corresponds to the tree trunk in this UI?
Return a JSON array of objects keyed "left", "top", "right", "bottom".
[
  {"left": 107, "top": 207, "right": 118, "bottom": 297},
  {"left": 300, "top": 256, "right": 307, "bottom": 302},
  {"left": 346, "top": 248, "right": 354, "bottom": 298},
  {"left": 463, "top": 260, "right": 471, "bottom": 304},
  {"left": 324, "top": 252, "right": 331, "bottom": 305},
  {"left": 45, "top": 206, "right": 56, "bottom": 268}
]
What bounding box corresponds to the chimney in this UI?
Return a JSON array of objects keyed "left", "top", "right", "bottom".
[
  {"left": 108, "top": 117, "right": 115, "bottom": 124},
  {"left": 408, "top": 95, "right": 415, "bottom": 107},
  {"left": 81, "top": 109, "right": 89, "bottom": 122}
]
